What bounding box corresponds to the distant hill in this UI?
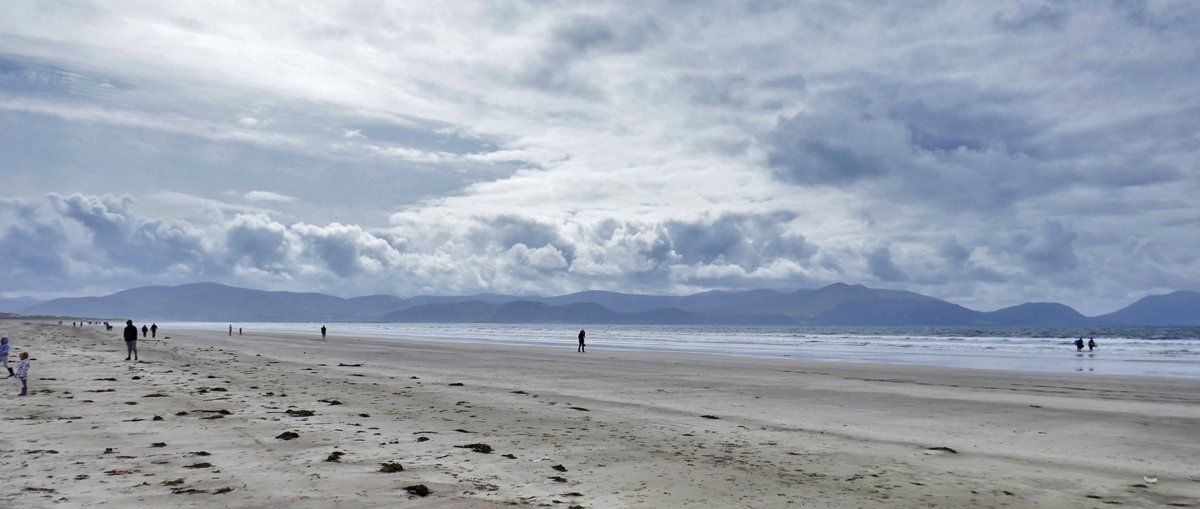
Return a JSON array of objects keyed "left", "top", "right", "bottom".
[
  {"left": 980, "top": 302, "right": 1090, "bottom": 326},
  {"left": 0, "top": 296, "right": 42, "bottom": 313},
  {"left": 1093, "top": 291, "right": 1200, "bottom": 325},
  {"left": 17, "top": 282, "right": 1199, "bottom": 326},
  {"left": 21, "top": 283, "right": 366, "bottom": 322},
  {"left": 381, "top": 301, "right": 705, "bottom": 324}
]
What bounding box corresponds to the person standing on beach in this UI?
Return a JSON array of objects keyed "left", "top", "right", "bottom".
[
  {"left": 229, "top": 324, "right": 233, "bottom": 336},
  {"left": 1087, "top": 338, "right": 1096, "bottom": 352},
  {"left": 151, "top": 323, "right": 157, "bottom": 338},
  {"left": 141, "top": 324, "right": 148, "bottom": 338},
  {"left": 238, "top": 327, "right": 242, "bottom": 336},
  {"left": 15, "top": 352, "right": 30, "bottom": 396},
  {"left": 577, "top": 329, "right": 586, "bottom": 353},
  {"left": 1, "top": 336, "right": 12, "bottom": 378},
  {"left": 123, "top": 320, "right": 139, "bottom": 361},
  {"left": 321, "top": 325, "right": 327, "bottom": 340}
]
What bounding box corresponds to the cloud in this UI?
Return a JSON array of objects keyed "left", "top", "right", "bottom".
[
  {"left": 0, "top": 2, "right": 1198, "bottom": 313},
  {"left": 242, "top": 191, "right": 297, "bottom": 203}
]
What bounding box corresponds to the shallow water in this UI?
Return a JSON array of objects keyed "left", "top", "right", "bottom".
[{"left": 165, "top": 322, "right": 1200, "bottom": 379}]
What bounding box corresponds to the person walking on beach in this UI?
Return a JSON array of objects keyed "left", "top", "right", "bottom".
[
  {"left": 229, "top": 324, "right": 233, "bottom": 336},
  {"left": 1087, "top": 337, "right": 1096, "bottom": 352},
  {"left": 1, "top": 336, "right": 12, "bottom": 378},
  {"left": 321, "top": 325, "right": 327, "bottom": 340},
  {"left": 15, "top": 352, "right": 30, "bottom": 396},
  {"left": 238, "top": 327, "right": 242, "bottom": 336},
  {"left": 577, "top": 329, "right": 586, "bottom": 353},
  {"left": 1074, "top": 338, "right": 1085, "bottom": 352},
  {"left": 151, "top": 323, "right": 157, "bottom": 338},
  {"left": 141, "top": 324, "right": 148, "bottom": 338},
  {"left": 123, "top": 320, "right": 139, "bottom": 361}
]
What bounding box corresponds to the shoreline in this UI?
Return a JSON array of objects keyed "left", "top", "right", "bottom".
[
  {"left": 161, "top": 321, "right": 1200, "bottom": 379},
  {"left": 3, "top": 320, "right": 1199, "bottom": 507}
]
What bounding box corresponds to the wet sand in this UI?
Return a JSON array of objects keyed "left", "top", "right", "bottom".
[{"left": 2, "top": 320, "right": 1198, "bottom": 507}]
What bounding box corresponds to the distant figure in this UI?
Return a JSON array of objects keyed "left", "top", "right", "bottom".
[
  {"left": 72, "top": 322, "right": 76, "bottom": 328},
  {"left": 123, "top": 320, "right": 139, "bottom": 361},
  {"left": 238, "top": 327, "right": 243, "bottom": 336},
  {"left": 577, "top": 329, "right": 586, "bottom": 353},
  {"left": 1087, "top": 337, "right": 1096, "bottom": 352},
  {"left": 1074, "top": 338, "right": 1085, "bottom": 352},
  {"left": 321, "top": 325, "right": 327, "bottom": 340},
  {"left": 1, "top": 336, "right": 12, "bottom": 378},
  {"left": 151, "top": 323, "right": 158, "bottom": 338},
  {"left": 141, "top": 324, "right": 148, "bottom": 338},
  {"left": 16, "top": 351, "right": 30, "bottom": 396},
  {"left": 229, "top": 324, "right": 233, "bottom": 336}
]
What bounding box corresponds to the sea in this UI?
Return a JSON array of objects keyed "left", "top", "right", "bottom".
[{"left": 164, "top": 322, "right": 1200, "bottom": 379}]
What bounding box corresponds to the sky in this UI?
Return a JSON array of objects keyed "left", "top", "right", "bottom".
[{"left": 0, "top": 1, "right": 1198, "bottom": 314}]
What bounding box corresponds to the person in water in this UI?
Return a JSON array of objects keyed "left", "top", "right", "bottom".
[
  {"left": 577, "top": 329, "right": 586, "bottom": 353},
  {"left": 1087, "top": 337, "right": 1096, "bottom": 351},
  {"left": 321, "top": 325, "right": 327, "bottom": 340},
  {"left": 123, "top": 320, "right": 139, "bottom": 361},
  {"left": 1074, "top": 338, "right": 1085, "bottom": 352}
]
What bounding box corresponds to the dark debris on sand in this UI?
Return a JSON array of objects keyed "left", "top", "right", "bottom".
[
  {"left": 276, "top": 431, "right": 300, "bottom": 441},
  {"left": 455, "top": 443, "right": 493, "bottom": 454},
  {"left": 404, "top": 484, "right": 431, "bottom": 497},
  {"left": 285, "top": 409, "right": 315, "bottom": 417},
  {"left": 379, "top": 462, "right": 405, "bottom": 473},
  {"left": 325, "top": 451, "right": 344, "bottom": 462},
  {"left": 700, "top": 415, "right": 720, "bottom": 419}
]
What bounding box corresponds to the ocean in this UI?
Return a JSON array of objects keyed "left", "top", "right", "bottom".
[{"left": 164, "top": 322, "right": 1200, "bottom": 379}]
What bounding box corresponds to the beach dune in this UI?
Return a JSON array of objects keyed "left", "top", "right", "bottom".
[{"left": 2, "top": 321, "right": 1198, "bottom": 507}]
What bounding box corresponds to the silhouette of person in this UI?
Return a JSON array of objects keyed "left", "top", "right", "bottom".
[
  {"left": 238, "top": 327, "right": 242, "bottom": 336},
  {"left": 577, "top": 329, "right": 586, "bottom": 353},
  {"left": 123, "top": 320, "right": 139, "bottom": 361},
  {"left": 141, "top": 324, "right": 148, "bottom": 338},
  {"left": 321, "top": 325, "right": 327, "bottom": 340},
  {"left": 151, "top": 323, "right": 157, "bottom": 338},
  {"left": 1087, "top": 337, "right": 1096, "bottom": 352},
  {"left": 1074, "top": 338, "right": 1085, "bottom": 352},
  {"left": 229, "top": 324, "right": 233, "bottom": 336}
]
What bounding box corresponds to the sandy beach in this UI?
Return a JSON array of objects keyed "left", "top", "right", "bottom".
[{"left": 2, "top": 320, "right": 1198, "bottom": 508}]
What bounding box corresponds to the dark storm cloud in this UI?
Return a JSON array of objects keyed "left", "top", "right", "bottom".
[
  {"left": 518, "top": 14, "right": 660, "bottom": 96},
  {"left": 866, "top": 245, "right": 907, "bottom": 282}
]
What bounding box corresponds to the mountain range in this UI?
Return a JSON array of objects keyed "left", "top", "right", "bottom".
[{"left": 15, "top": 282, "right": 1200, "bottom": 326}]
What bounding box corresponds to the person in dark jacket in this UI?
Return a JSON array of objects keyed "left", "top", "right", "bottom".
[
  {"left": 1087, "top": 337, "right": 1097, "bottom": 351},
  {"left": 577, "top": 329, "right": 586, "bottom": 353},
  {"left": 151, "top": 323, "right": 157, "bottom": 338},
  {"left": 124, "top": 320, "right": 139, "bottom": 361},
  {"left": 141, "top": 324, "right": 148, "bottom": 338},
  {"left": 321, "top": 325, "right": 327, "bottom": 340},
  {"left": 1074, "top": 338, "right": 1085, "bottom": 352}
]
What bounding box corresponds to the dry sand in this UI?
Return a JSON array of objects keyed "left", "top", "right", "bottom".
[{"left": 1, "top": 320, "right": 1198, "bottom": 508}]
